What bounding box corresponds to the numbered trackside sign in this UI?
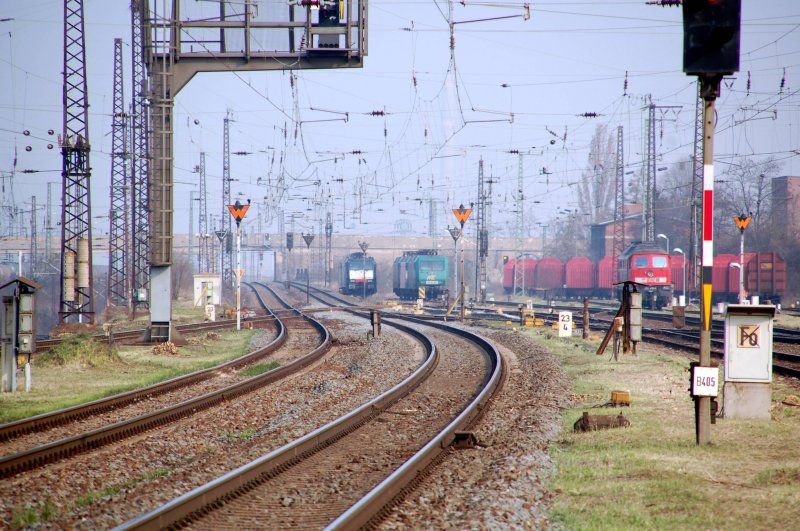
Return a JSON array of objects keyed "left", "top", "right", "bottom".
[
  {"left": 558, "top": 311, "right": 573, "bottom": 338},
  {"left": 692, "top": 366, "right": 719, "bottom": 397}
]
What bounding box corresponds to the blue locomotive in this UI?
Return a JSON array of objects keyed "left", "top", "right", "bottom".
[
  {"left": 392, "top": 250, "right": 449, "bottom": 300},
  {"left": 339, "top": 252, "right": 377, "bottom": 297}
]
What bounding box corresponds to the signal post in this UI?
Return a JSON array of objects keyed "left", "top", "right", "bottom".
[
  {"left": 683, "top": 0, "right": 741, "bottom": 445},
  {"left": 452, "top": 204, "right": 473, "bottom": 321},
  {"left": 227, "top": 200, "right": 250, "bottom": 331}
]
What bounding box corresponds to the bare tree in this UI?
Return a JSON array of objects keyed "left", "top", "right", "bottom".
[
  {"left": 576, "top": 124, "right": 617, "bottom": 224},
  {"left": 715, "top": 156, "right": 782, "bottom": 252}
]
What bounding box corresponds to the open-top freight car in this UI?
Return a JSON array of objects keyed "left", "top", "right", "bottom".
[
  {"left": 392, "top": 249, "right": 449, "bottom": 301},
  {"left": 706, "top": 252, "right": 786, "bottom": 303},
  {"left": 339, "top": 252, "right": 377, "bottom": 297}
]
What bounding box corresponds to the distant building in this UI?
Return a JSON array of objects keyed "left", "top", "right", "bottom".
[
  {"left": 590, "top": 204, "right": 643, "bottom": 261},
  {"left": 771, "top": 176, "right": 800, "bottom": 244}
]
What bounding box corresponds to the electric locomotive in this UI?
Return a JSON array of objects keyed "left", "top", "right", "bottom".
[
  {"left": 339, "top": 252, "right": 377, "bottom": 297},
  {"left": 392, "top": 250, "right": 449, "bottom": 300}
]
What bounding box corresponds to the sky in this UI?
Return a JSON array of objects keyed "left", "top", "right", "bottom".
[{"left": 1, "top": 0, "right": 798, "bottom": 243}]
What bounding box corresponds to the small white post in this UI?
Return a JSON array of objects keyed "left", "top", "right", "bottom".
[{"left": 236, "top": 227, "right": 242, "bottom": 331}]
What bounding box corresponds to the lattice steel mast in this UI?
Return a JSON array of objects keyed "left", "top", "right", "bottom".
[
  {"left": 514, "top": 153, "right": 525, "bottom": 295},
  {"left": 29, "top": 196, "right": 38, "bottom": 277},
  {"left": 612, "top": 125, "right": 625, "bottom": 284},
  {"left": 130, "top": 0, "right": 150, "bottom": 311},
  {"left": 475, "top": 158, "right": 488, "bottom": 303},
  {"left": 324, "top": 211, "right": 332, "bottom": 286},
  {"left": 46, "top": 182, "right": 55, "bottom": 269},
  {"left": 198, "top": 152, "right": 211, "bottom": 273},
  {"left": 689, "top": 80, "right": 703, "bottom": 298},
  {"left": 642, "top": 98, "right": 656, "bottom": 242},
  {"left": 59, "top": 0, "right": 94, "bottom": 323},
  {"left": 108, "top": 38, "right": 129, "bottom": 307},
  {"left": 222, "top": 110, "right": 233, "bottom": 288}
]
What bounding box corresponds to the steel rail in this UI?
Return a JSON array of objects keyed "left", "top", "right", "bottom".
[
  {"left": 230, "top": 284, "right": 507, "bottom": 530},
  {"left": 114, "top": 315, "right": 438, "bottom": 531},
  {"left": 0, "top": 288, "right": 279, "bottom": 443},
  {"left": 328, "top": 314, "right": 504, "bottom": 530},
  {"left": 0, "top": 285, "right": 331, "bottom": 479}
]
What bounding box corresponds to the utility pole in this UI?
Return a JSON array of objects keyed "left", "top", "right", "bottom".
[
  {"left": 642, "top": 98, "right": 656, "bottom": 242},
  {"left": 683, "top": 0, "right": 741, "bottom": 446},
  {"left": 59, "top": 0, "right": 94, "bottom": 323},
  {"left": 325, "top": 212, "right": 333, "bottom": 287},
  {"left": 222, "top": 110, "right": 233, "bottom": 290},
  {"left": 689, "top": 80, "right": 703, "bottom": 301},
  {"left": 130, "top": 0, "right": 150, "bottom": 315},
  {"left": 197, "top": 152, "right": 211, "bottom": 273},
  {"left": 108, "top": 37, "right": 129, "bottom": 308},
  {"left": 475, "top": 159, "right": 489, "bottom": 303},
  {"left": 642, "top": 98, "right": 681, "bottom": 243},
  {"left": 29, "top": 196, "right": 38, "bottom": 277},
  {"left": 612, "top": 126, "right": 625, "bottom": 285},
  {"left": 46, "top": 182, "right": 55, "bottom": 269},
  {"left": 514, "top": 152, "right": 526, "bottom": 296}
]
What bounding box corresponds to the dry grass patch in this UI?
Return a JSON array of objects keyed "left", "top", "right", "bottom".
[
  {"left": 0, "top": 328, "right": 255, "bottom": 422},
  {"left": 532, "top": 330, "right": 800, "bottom": 530}
]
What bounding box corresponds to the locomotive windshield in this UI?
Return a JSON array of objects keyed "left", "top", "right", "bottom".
[
  {"left": 422, "top": 260, "right": 445, "bottom": 271},
  {"left": 651, "top": 256, "right": 668, "bottom": 268},
  {"left": 633, "top": 255, "right": 667, "bottom": 268}
]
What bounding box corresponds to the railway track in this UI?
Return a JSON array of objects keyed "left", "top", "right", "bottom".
[
  {"left": 33, "top": 315, "right": 270, "bottom": 354},
  {"left": 115, "top": 285, "right": 504, "bottom": 530},
  {"left": 0, "top": 283, "right": 329, "bottom": 479}
]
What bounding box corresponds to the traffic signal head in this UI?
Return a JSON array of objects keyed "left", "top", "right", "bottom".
[
  {"left": 503, "top": 255, "right": 509, "bottom": 264},
  {"left": 683, "top": 0, "right": 741, "bottom": 75},
  {"left": 287, "top": 232, "right": 294, "bottom": 251}
]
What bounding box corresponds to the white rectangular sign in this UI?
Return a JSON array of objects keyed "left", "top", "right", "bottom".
[
  {"left": 558, "top": 311, "right": 573, "bottom": 338},
  {"left": 692, "top": 366, "right": 719, "bottom": 397}
]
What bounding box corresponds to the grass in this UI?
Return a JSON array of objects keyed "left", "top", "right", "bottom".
[
  {"left": 220, "top": 426, "right": 257, "bottom": 443},
  {"left": 11, "top": 467, "right": 171, "bottom": 528},
  {"left": 0, "top": 328, "right": 256, "bottom": 422},
  {"left": 525, "top": 326, "right": 800, "bottom": 530},
  {"left": 239, "top": 361, "right": 281, "bottom": 377}
]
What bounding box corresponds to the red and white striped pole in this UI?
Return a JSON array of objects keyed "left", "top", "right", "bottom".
[{"left": 697, "top": 75, "right": 721, "bottom": 446}]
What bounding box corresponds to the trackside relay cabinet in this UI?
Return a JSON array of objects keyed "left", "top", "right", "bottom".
[{"left": 724, "top": 304, "right": 775, "bottom": 419}]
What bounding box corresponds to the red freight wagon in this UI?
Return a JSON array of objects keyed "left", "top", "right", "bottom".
[
  {"left": 670, "top": 254, "right": 686, "bottom": 294},
  {"left": 597, "top": 256, "right": 614, "bottom": 298},
  {"left": 534, "top": 257, "right": 565, "bottom": 292},
  {"left": 712, "top": 254, "right": 736, "bottom": 300},
  {"left": 565, "top": 256, "right": 595, "bottom": 298},
  {"left": 502, "top": 258, "right": 537, "bottom": 294},
  {"left": 745, "top": 252, "right": 786, "bottom": 303}
]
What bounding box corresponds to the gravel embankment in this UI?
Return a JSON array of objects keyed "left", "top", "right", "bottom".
[
  {"left": 0, "top": 312, "right": 423, "bottom": 529},
  {"left": 381, "top": 328, "right": 569, "bottom": 529}
]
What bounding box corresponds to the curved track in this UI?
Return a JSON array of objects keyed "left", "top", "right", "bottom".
[
  {"left": 116, "top": 284, "right": 503, "bottom": 530},
  {"left": 0, "top": 284, "right": 330, "bottom": 480}
]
